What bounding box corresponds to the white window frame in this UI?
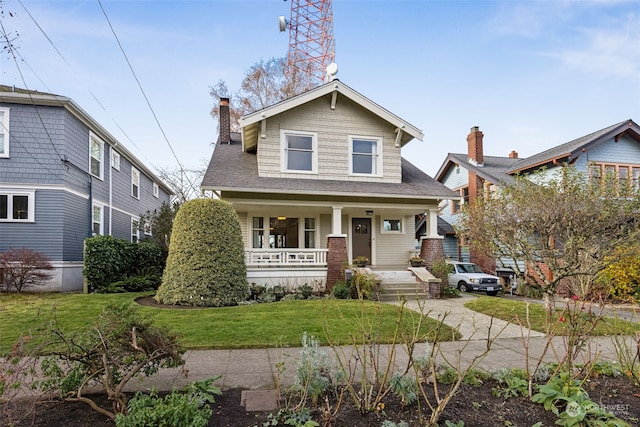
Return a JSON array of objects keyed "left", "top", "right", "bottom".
[
  {"left": 131, "top": 217, "right": 140, "bottom": 243},
  {"left": 280, "top": 129, "right": 318, "bottom": 174},
  {"left": 111, "top": 150, "right": 121, "bottom": 171},
  {"left": 131, "top": 167, "right": 140, "bottom": 199},
  {"left": 381, "top": 218, "right": 403, "bottom": 234},
  {"left": 0, "top": 190, "right": 35, "bottom": 222},
  {"left": 349, "top": 135, "right": 382, "bottom": 176},
  {"left": 143, "top": 221, "right": 152, "bottom": 236},
  {"left": 89, "top": 133, "right": 104, "bottom": 180},
  {"left": 252, "top": 216, "right": 265, "bottom": 249},
  {"left": 152, "top": 182, "right": 159, "bottom": 198},
  {"left": 0, "top": 107, "right": 10, "bottom": 158},
  {"left": 303, "top": 217, "right": 317, "bottom": 249},
  {"left": 92, "top": 204, "right": 103, "bottom": 236}
]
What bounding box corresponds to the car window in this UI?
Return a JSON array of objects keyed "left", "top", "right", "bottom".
[{"left": 459, "top": 263, "right": 483, "bottom": 273}]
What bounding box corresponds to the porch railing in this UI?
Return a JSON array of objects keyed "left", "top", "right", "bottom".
[{"left": 245, "top": 249, "right": 328, "bottom": 267}]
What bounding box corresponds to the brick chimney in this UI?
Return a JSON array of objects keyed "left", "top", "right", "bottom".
[
  {"left": 509, "top": 150, "right": 518, "bottom": 159},
  {"left": 219, "top": 97, "right": 231, "bottom": 144},
  {"left": 467, "top": 126, "right": 484, "bottom": 165}
]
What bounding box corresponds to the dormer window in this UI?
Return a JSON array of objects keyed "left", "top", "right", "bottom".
[
  {"left": 349, "top": 136, "right": 382, "bottom": 176},
  {"left": 281, "top": 130, "right": 317, "bottom": 173}
]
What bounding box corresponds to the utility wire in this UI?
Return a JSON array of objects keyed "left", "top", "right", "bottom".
[
  {"left": 17, "top": 0, "right": 147, "bottom": 164},
  {"left": 0, "top": 16, "right": 64, "bottom": 163},
  {"left": 96, "top": 0, "right": 195, "bottom": 190}
]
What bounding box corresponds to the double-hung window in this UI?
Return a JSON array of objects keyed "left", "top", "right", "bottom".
[
  {"left": 281, "top": 130, "right": 317, "bottom": 173},
  {"left": 152, "top": 182, "right": 159, "bottom": 198},
  {"left": 92, "top": 204, "right": 103, "bottom": 235},
  {"left": 349, "top": 136, "right": 382, "bottom": 176},
  {"left": 131, "top": 167, "right": 140, "bottom": 199},
  {"left": 0, "top": 107, "right": 10, "bottom": 158},
  {"left": 0, "top": 190, "right": 34, "bottom": 222},
  {"left": 89, "top": 134, "right": 104, "bottom": 179},
  {"left": 304, "top": 217, "right": 316, "bottom": 248},
  {"left": 111, "top": 150, "right": 121, "bottom": 171},
  {"left": 131, "top": 218, "right": 140, "bottom": 243},
  {"left": 252, "top": 217, "right": 264, "bottom": 248}
]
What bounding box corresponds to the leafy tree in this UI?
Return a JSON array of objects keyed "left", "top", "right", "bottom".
[
  {"left": 0, "top": 248, "right": 54, "bottom": 292},
  {"left": 597, "top": 243, "right": 640, "bottom": 302},
  {"left": 209, "top": 57, "right": 311, "bottom": 132},
  {"left": 457, "top": 166, "right": 640, "bottom": 318},
  {"left": 155, "top": 198, "right": 249, "bottom": 307}
]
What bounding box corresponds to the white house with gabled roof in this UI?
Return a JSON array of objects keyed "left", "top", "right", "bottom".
[{"left": 201, "top": 80, "right": 458, "bottom": 290}]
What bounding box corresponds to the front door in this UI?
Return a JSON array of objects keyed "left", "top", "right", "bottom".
[{"left": 352, "top": 218, "right": 372, "bottom": 263}]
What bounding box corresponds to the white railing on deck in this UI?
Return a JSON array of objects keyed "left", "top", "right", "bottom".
[{"left": 245, "top": 249, "right": 328, "bottom": 267}]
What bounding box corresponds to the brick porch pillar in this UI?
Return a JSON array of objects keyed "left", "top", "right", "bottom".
[
  {"left": 326, "top": 236, "right": 347, "bottom": 292},
  {"left": 420, "top": 237, "right": 444, "bottom": 270}
]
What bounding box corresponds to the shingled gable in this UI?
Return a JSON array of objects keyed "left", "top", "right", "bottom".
[
  {"left": 239, "top": 79, "right": 424, "bottom": 153},
  {"left": 507, "top": 119, "right": 640, "bottom": 174},
  {"left": 201, "top": 132, "right": 456, "bottom": 200}
]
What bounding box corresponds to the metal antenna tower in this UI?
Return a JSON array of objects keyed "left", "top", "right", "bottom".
[{"left": 280, "top": 0, "right": 335, "bottom": 88}]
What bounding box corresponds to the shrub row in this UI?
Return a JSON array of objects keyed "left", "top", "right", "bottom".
[{"left": 83, "top": 235, "right": 166, "bottom": 293}]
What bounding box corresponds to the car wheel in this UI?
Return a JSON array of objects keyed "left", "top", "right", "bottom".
[
  {"left": 487, "top": 291, "right": 498, "bottom": 296},
  {"left": 458, "top": 282, "right": 468, "bottom": 292}
]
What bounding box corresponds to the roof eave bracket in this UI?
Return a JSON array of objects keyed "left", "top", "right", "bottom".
[
  {"left": 330, "top": 90, "right": 338, "bottom": 110},
  {"left": 394, "top": 128, "right": 404, "bottom": 148}
]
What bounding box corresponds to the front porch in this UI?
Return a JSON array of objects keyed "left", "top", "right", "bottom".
[{"left": 245, "top": 249, "right": 328, "bottom": 267}]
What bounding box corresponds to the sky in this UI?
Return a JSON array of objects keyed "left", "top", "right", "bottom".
[{"left": 0, "top": 0, "right": 638, "bottom": 179}]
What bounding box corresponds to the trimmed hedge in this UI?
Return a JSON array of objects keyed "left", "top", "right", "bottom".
[
  {"left": 155, "top": 198, "right": 249, "bottom": 306},
  {"left": 83, "top": 235, "right": 166, "bottom": 293}
]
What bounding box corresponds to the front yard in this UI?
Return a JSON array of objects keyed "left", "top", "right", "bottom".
[{"left": 0, "top": 292, "right": 459, "bottom": 353}]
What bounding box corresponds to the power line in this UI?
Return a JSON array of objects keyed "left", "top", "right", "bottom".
[
  {"left": 0, "top": 16, "right": 64, "bottom": 162},
  {"left": 96, "top": 0, "right": 194, "bottom": 190},
  {"left": 17, "top": 0, "right": 149, "bottom": 166}
]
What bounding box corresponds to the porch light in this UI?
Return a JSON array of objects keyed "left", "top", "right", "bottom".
[
  {"left": 366, "top": 210, "right": 373, "bottom": 216},
  {"left": 277, "top": 216, "right": 287, "bottom": 220}
]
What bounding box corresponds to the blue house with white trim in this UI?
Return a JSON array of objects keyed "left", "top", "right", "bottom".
[
  {"left": 435, "top": 119, "right": 640, "bottom": 271},
  {"left": 0, "top": 86, "right": 172, "bottom": 291}
]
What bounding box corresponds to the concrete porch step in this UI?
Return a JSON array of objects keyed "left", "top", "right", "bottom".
[{"left": 374, "top": 269, "right": 439, "bottom": 301}]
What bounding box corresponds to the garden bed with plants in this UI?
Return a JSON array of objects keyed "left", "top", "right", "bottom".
[{"left": 12, "top": 367, "right": 640, "bottom": 426}]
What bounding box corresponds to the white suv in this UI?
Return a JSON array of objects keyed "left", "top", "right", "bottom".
[{"left": 446, "top": 260, "right": 502, "bottom": 296}]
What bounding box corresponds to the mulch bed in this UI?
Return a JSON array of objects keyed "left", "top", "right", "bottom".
[{"left": 8, "top": 375, "right": 639, "bottom": 426}]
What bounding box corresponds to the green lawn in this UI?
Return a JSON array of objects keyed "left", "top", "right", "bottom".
[
  {"left": 0, "top": 293, "right": 459, "bottom": 353},
  {"left": 465, "top": 296, "right": 640, "bottom": 335}
]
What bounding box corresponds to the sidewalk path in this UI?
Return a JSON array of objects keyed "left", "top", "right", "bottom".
[{"left": 124, "top": 295, "right": 628, "bottom": 393}]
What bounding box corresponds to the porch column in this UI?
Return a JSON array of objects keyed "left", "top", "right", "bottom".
[
  {"left": 327, "top": 205, "right": 347, "bottom": 292},
  {"left": 420, "top": 208, "right": 444, "bottom": 269},
  {"left": 331, "top": 205, "right": 343, "bottom": 235}
]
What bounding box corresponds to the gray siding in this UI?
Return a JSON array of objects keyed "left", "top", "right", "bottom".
[
  {"left": 63, "top": 191, "right": 91, "bottom": 261},
  {"left": 1, "top": 101, "right": 169, "bottom": 261},
  {"left": 0, "top": 104, "right": 66, "bottom": 185}
]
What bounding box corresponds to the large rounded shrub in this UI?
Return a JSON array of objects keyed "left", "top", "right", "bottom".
[{"left": 155, "top": 198, "right": 249, "bottom": 306}]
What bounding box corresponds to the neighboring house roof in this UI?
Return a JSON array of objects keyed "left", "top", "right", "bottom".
[
  {"left": 240, "top": 79, "right": 424, "bottom": 153},
  {"left": 201, "top": 133, "right": 457, "bottom": 200},
  {"left": 507, "top": 119, "right": 640, "bottom": 174},
  {"left": 435, "top": 153, "right": 521, "bottom": 186},
  {"left": 435, "top": 119, "right": 640, "bottom": 185},
  {"left": 0, "top": 85, "right": 173, "bottom": 195}
]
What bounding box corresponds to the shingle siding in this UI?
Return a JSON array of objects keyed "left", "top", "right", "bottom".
[
  {"left": 257, "top": 95, "right": 402, "bottom": 184},
  {"left": 575, "top": 134, "right": 640, "bottom": 168}
]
